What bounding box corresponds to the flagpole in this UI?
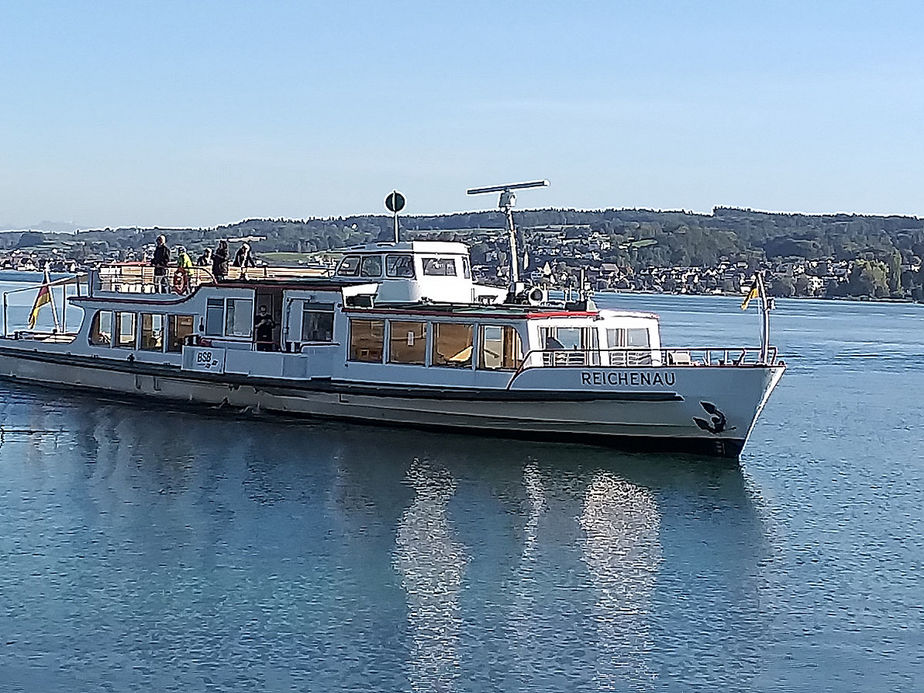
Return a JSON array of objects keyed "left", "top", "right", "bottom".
[
  {"left": 46, "top": 268, "right": 61, "bottom": 333},
  {"left": 757, "top": 271, "right": 770, "bottom": 363}
]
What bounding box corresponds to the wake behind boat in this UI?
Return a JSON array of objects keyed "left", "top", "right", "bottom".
[{"left": 0, "top": 183, "right": 784, "bottom": 458}]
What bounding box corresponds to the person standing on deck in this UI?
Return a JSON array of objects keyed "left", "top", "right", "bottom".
[
  {"left": 196, "top": 247, "right": 212, "bottom": 267},
  {"left": 254, "top": 305, "right": 276, "bottom": 351},
  {"left": 152, "top": 235, "right": 170, "bottom": 292},
  {"left": 212, "top": 240, "right": 230, "bottom": 282},
  {"left": 175, "top": 246, "right": 193, "bottom": 293},
  {"left": 233, "top": 242, "right": 256, "bottom": 279}
]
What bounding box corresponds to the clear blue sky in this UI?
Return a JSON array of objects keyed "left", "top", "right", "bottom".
[{"left": 2, "top": 0, "right": 923, "bottom": 229}]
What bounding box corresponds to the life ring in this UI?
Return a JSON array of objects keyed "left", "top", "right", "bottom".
[{"left": 172, "top": 269, "right": 190, "bottom": 294}]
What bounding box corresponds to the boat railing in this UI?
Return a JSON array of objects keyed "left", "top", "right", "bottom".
[
  {"left": 7, "top": 330, "right": 77, "bottom": 343},
  {"left": 1, "top": 274, "right": 83, "bottom": 338},
  {"left": 515, "top": 345, "right": 779, "bottom": 374},
  {"left": 93, "top": 262, "right": 333, "bottom": 295}
]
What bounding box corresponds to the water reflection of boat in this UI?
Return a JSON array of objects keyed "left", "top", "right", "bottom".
[
  {"left": 322, "top": 423, "right": 773, "bottom": 690},
  {"left": 393, "top": 460, "right": 468, "bottom": 691},
  {"left": 580, "top": 472, "right": 661, "bottom": 688}
]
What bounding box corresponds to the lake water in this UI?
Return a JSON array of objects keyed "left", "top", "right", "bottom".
[{"left": 0, "top": 285, "right": 922, "bottom": 692}]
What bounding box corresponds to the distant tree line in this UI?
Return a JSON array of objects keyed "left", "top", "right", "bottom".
[{"left": 5, "top": 206, "right": 924, "bottom": 299}]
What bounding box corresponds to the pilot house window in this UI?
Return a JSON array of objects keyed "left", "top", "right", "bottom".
[
  {"left": 360, "top": 256, "right": 382, "bottom": 278},
  {"left": 432, "top": 323, "right": 474, "bottom": 368},
  {"left": 337, "top": 256, "right": 360, "bottom": 277},
  {"left": 349, "top": 319, "right": 385, "bottom": 362},
  {"left": 422, "top": 257, "right": 457, "bottom": 276},
  {"left": 386, "top": 255, "right": 415, "bottom": 278}
]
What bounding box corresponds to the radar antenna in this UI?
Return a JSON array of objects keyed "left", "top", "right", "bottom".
[{"left": 467, "top": 180, "right": 548, "bottom": 302}]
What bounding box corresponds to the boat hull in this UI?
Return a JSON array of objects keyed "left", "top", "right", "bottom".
[{"left": 0, "top": 347, "right": 783, "bottom": 459}]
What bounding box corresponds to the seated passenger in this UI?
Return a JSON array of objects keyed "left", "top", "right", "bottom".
[{"left": 545, "top": 336, "right": 565, "bottom": 350}]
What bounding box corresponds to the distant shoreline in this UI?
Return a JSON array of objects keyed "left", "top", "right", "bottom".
[
  {"left": 0, "top": 270, "right": 919, "bottom": 305},
  {"left": 594, "top": 289, "right": 921, "bottom": 305}
]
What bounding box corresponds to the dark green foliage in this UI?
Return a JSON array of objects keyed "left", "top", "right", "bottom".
[
  {"left": 847, "top": 260, "right": 890, "bottom": 298},
  {"left": 34, "top": 205, "right": 922, "bottom": 299},
  {"left": 14, "top": 231, "right": 46, "bottom": 248}
]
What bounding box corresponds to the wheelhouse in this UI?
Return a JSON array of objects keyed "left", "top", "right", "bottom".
[{"left": 334, "top": 241, "right": 504, "bottom": 304}]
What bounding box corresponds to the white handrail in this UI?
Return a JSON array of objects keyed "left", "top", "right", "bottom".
[
  {"left": 1, "top": 274, "right": 84, "bottom": 338},
  {"left": 511, "top": 345, "right": 780, "bottom": 376}
]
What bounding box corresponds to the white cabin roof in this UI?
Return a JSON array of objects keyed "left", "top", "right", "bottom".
[{"left": 339, "top": 241, "right": 470, "bottom": 256}]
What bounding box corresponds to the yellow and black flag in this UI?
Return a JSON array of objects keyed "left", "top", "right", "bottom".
[{"left": 740, "top": 275, "right": 760, "bottom": 310}]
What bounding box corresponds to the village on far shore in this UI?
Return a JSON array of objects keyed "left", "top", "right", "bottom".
[{"left": 2, "top": 204, "right": 923, "bottom": 302}]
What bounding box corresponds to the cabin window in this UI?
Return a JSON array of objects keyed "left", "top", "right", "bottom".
[
  {"left": 627, "top": 327, "right": 652, "bottom": 365},
  {"left": 422, "top": 257, "right": 457, "bottom": 276},
  {"left": 140, "top": 314, "right": 163, "bottom": 351},
  {"left": 301, "top": 303, "right": 334, "bottom": 342},
  {"left": 553, "top": 327, "right": 582, "bottom": 350},
  {"left": 337, "top": 256, "right": 361, "bottom": 277},
  {"left": 205, "top": 299, "right": 224, "bottom": 336},
  {"left": 167, "top": 315, "right": 195, "bottom": 353},
  {"left": 541, "top": 326, "right": 596, "bottom": 366},
  {"left": 462, "top": 256, "right": 471, "bottom": 279},
  {"left": 388, "top": 320, "right": 427, "bottom": 365},
  {"left": 116, "top": 312, "right": 136, "bottom": 349},
  {"left": 607, "top": 328, "right": 627, "bottom": 365},
  {"left": 360, "top": 256, "right": 382, "bottom": 278},
  {"left": 627, "top": 328, "right": 650, "bottom": 348},
  {"left": 607, "top": 328, "right": 626, "bottom": 348},
  {"left": 225, "top": 299, "right": 253, "bottom": 338},
  {"left": 432, "top": 323, "right": 474, "bottom": 368},
  {"left": 479, "top": 325, "right": 522, "bottom": 370},
  {"left": 608, "top": 327, "right": 651, "bottom": 365},
  {"left": 386, "top": 254, "right": 415, "bottom": 278},
  {"left": 542, "top": 326, "right": 597, "bottom": 350},
  {"left": 89, "top": 311, "right": 112, "bottom": 346},
  {"left": 349, "top": 319, "right": 385, "bottom": 362}
]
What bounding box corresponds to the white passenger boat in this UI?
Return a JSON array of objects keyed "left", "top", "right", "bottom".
[{"left": 0, "top": 186, "right": 785, "bottom": 458}]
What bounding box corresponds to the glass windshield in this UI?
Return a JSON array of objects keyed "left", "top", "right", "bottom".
[
  {"left": 337, "top": 256, "right": 360, "bottom": 277},
  {"left": 422, "top": 257, "right": 457, "bottom": 276},
  {"left": 386, "top": 255, "right": 415, "bottom": 278},
  {"left": 360, "top": 256, "right": 382, "bottom": 277}
]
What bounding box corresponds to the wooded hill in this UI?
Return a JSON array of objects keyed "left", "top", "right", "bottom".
[{"left": 7, "top": 206, "right": 924, "bottom": 298}]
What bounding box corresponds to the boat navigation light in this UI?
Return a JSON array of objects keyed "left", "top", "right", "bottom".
[{"left": 466, "top": 180, "right": 549, "bottom": 301}]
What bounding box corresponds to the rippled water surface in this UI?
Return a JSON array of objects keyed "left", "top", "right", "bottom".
[{"left": 1, "top": 291, "right": 922, "bottom": 692}]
